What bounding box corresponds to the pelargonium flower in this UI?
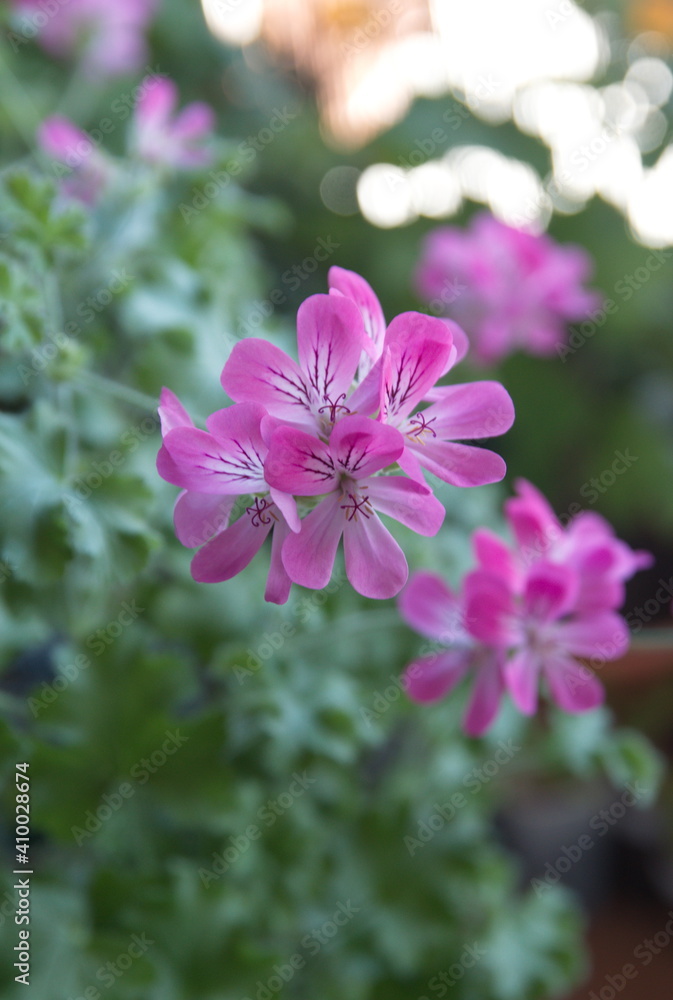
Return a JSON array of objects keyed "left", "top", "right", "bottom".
[
  {"left": 398, "top": 481, "right": 650, "bottom": 734},
  {"left": 265, "top": 415, "right": 445, "bottom": 599},
  {"left": 221, "top": 293, "right": 452, "bottom": 436},
  {"left": 414, "top": 212, "right": 600, "bottom": 365},
  {"left": 12, "top": 0, "right": 159, "bottom": 79},
  {"left": 157, "top": 393, "right": 300, "bottom": 605},
  {"left": 37, "top": 116, "right": 112, "bottom": 205},
  {"left": 131, "top": 77, "right": 215, "bottom": 169}
]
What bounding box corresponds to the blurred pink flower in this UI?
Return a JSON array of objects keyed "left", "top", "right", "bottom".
[
  {"left": 132, "top": 76, "right": 215, "bottom": 168},
  {"left": 415, "top": 212, "right": 600, "bottom": 365},
  {"left": 37, "top": 115, "right": 111, "bottom": 204},
  {"left": 13, "top": 0, "right": 160, "bottom": 78}
]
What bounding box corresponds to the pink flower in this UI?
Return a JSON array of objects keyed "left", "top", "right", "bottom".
[
  {"left": 475, "top": 479, "right": 653, "bottom": 612},
  {"left": 132, "top": 77, "right": 215, "bottom": 169},
  {"left": 415, "top": 212, "right": 600, "bottom": 365},
  {"left": 398, "top": 481, "right": 650, "bottom": 733},
  {"left": 157, "top": 392, "right": 299, "bottom": 605},
  {"left": 221, "top": 293, "right": 375, "bottom": 435},
  {"left": 37, "top": 116, "right": 111, "bottom": 204},
  {"left": 464, "top": 561, "right": 628, "bottom": 715},
  {"left": 13, "top": 0, "right": 159, "bottom": 79},
  {"left": 265, "top": 415, "right": 445, "bottom": 599},
  {"left": 399, "top": 572, "right": 506, "bottom": 736}
]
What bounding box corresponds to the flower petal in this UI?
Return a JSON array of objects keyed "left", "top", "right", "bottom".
[
  {"left": 343, "top": 510, "right": 408, "bottom": 599},
  {"left": 328, "top": 266, "right": 386, "bottom": 360},
  {"left": 162, "top": 412, "right": 267, "bottom": 494},
  {"left": 505, "top": 649, "right": 539, "bottom": 715},
  {"left": 330, "top": 415, "right": 404, "bottom": 479},
  {"left": 134, "top": 76, "right": 176, "bottom": 127},
  {"left": 158, "top": 387, "right": 193, "bottom": 433},
  {"left": 221, "top": 339, "right": 313, "bottom": 427},
  {"left": 381, "top": 312, "right": 454, "bottom": 422},
  {"left": 473, "top": 528, "right": 519, "bottom": 588},
  {"left": 174, "top": 491, "right": 234, "bottom": 548},
  {"left": 265, "top": 518, "right": 293, "bottom": 604},
  {"left": 544, "top": 656, "right": 605, "bottom": 713},
  {"left": 463, "top": 655, "right": 505, "bottom": 736},
  {"left": 281, "top": 495, "right": 344, "bottom": 590},
  {"left": 523, "top": 562, "right": 578, "bottom": 624},
  {"left": 398, "top": 571, "right": 464, "bottom": 643},
  {"left": 269, "top": 488, "right": 300, "bottom": 533},
  {"left": 421, "top": 381, "right": 515, "bottom": 440},
  {"left": 365, "top": 475, "right": 445, "bottom": 536},
  {"left": 190, "top": 512, "right": 271, "bottom": 582},
  {"left": 554, "top": 612, "right": 630, "bottom": 661},
  {"left": 404, "top": 651, "right": 470, "bottom": 703},
  {"left": 505, "top": 478, "right": 561, "bottom": 555},
  {"left": 463, "top": 571, "right": 518, "bottom": 646},
  {"left": 296, "top": 293, "right": 364, "bottom": 409},
  {"left": 265, "top": 426, "right": 337, "bottom": 496},
  {"left": 407, "top": 440, "right": 506, "bottom": 487}
]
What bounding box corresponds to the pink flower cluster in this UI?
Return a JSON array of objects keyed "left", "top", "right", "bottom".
[
  {"left": 157, "top": 268, "right": 515, "bottom": 603},
  {"left": 414, "top": 212, "right": 600, "bottom": 366},
  {"left": 37, "top": 76, "right": 215, "bottom": 204},
  {"left": 400, "top": 480, "right": 652, "bottom": 734},
  {"left": 12, "top": 0, "right": 159, "bottom": 79}
]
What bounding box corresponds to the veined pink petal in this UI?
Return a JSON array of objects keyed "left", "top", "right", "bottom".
[
  {"left": 173, "top": 491, "right": 234, "bottom": 548},
  {"left": 554, "top": 612, "right": 629, "bottom": 661},
  {"left": 398, "top": 571, "right": 464, "bottom": 643},
  {"left": 347, "top": 358, "right": 384, "bottom": 416},
  {"left": 264, "top": 426, "right": 337, "bottom": 496},
  {"left": 406, "top": 440, "right": 506, "bottom": 487},
  {"left": 505, "top": 648, "right": 539, "bottom": 715},
  {"left": 463, "top": 571, "right": 519, "bottom": 646},
  {"left": 463, "top": 655, "right": 505, "bottom": 736},
  {"left": 421, "top": 381, "right": 515, "bottom": 439},
  {"left": 157, "top": 443, "right": 185, "bottom": 487},
  {"left": 328, "top": 266, "right": 386, "bottom": 360},
  {"left": 342, "top": 510, "right": 408, "bottom": 599},
  {"left": 330, "top": 415, "right": 404, "bottom": 479},
  {"left": 404, "top": 651, "right": 470, "bottom": 703},
  {"left": 544, "top": 656, "right": 604, "bottom": 713},
  {"left": 162, "top": 421, "right": 267, "bottom": 494},
  {"left": 523, "top": 562, "right": 578, "bottom": 624},
  {"left": 396, "top": 446, "right": 426, "bottom": 485},
  {"left": 158, "top": 388, "right": 193, "bottom": 433},
  {"left": 381, "top": 312, "right": 454, "bottom": 423},
  {"left": 473, "top": 528, "right": 519, "bottom": 589},
  {"left": 265, "top": 518, "right": 293, "bottom": 604},
  {"left": 190, "top": 512, "right": 272, "bottom": 582},
  {"left": 296, "top": 294, "right": 364, "bottom": 410},
  {"left": 281, "top": 495, "right": 344, "bottom": 590},
  {"left": 365, "top": 475, "right": 445, "bottom": 536},
  {"left": 221, "top": 339, "right": 313, "bottom": 428}
]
